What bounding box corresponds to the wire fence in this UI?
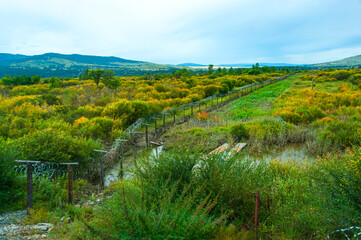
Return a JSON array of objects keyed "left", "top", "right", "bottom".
[{"left": 104, "top": 73, "right": 294, "bottom": 163}]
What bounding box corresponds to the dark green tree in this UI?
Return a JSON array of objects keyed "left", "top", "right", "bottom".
[
  {"left": 102, "top": 70, "right": 119, "bottom": 89},
  {"left": 207, "top": 64, "right": 214, "bottom": 75},
  {"left": 89, "top": 69, "right": 104, "bottom": 88}
]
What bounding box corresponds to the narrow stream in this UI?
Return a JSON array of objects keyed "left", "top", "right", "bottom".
[
  {"left": 104, "top": 145, "right": 164, "bottom": 187},
  {"left": 105, "top": 143, "right": 312, "bottom": 187},
  {"left": 245, "top": 143, "right": 313, "bottom": 163}
]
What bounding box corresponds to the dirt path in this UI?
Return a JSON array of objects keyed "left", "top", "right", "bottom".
[{"left": 0, "top": 211, "right": 52, "bottom": 240}]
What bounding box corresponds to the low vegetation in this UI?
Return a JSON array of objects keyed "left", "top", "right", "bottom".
[{"left": 1, "top": 68, "right": 361, "bottom": 239}]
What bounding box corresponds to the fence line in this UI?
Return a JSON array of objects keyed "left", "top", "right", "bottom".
[{"left": 104, "top": 73, "right": 294, "bottom": 163}]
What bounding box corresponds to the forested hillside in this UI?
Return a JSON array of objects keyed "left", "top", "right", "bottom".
[{"left": 0, "top": 53, "right": 182, "bottom": 78}]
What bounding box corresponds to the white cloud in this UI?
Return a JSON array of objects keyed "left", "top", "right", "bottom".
[{"left": 0, "top": 0, "right": 361, "bottom": 64}]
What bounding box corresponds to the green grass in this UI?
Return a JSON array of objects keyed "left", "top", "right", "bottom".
[{"left": 217, "top": 79, "right": 294, "bottom": 120}]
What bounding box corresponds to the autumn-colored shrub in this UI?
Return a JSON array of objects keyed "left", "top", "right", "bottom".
[
  {"left": 74, "top": 117, "right": 121, "bottom": 140},
  {"left": 195, "top": 111, "right": 209, "bottom": 121}
]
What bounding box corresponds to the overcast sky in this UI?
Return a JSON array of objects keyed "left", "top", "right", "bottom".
[{"left": 1, "top": 0, "right": 361, "bottom": 65}]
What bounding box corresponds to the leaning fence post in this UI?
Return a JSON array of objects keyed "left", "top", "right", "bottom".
[{"left": 93, "top": 149, "right": 108, "bottom": 191}]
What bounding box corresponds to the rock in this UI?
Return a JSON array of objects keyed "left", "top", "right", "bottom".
[{"left": 32, "top": 223, "right": 54, "bottom": 231}]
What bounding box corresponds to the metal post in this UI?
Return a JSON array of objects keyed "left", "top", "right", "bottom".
[
  {"left": 255, "top": 191, "right": 259, "bottom": 230},
  {"left": 191, "top": 105, "right": 193, "bottom": 116},
  {"left": 145, "top": 124, "right": 149, "bottom": 148},
  {"left": 93, "top": 150, "right": 108, "bottom": 191},
  {"left": 15, "top": 160, "right": 40, "bottom": 214},
  {"left": 130, "top": 131, "right": 141, "bottom": 149},
  {"left": 100, "top": 154, "right": 104, "bottom": 190},
  {"left": 173, "top": 110, "right": 176, "bottom": 125},
  {"left": 163, "top": 113, "right": 166, "bottom": 130},
  {"left": 27, "top": 163, "right": 33, "bottom": 211},
  {"left": 155, "top": 118, "right": 157, "bottom": 134},
  {"left": 68, "top": 165, "right": 73, "bottom": 204},
  {"left": 217, "top": 97, "right": 218, "bottom": 107},
  {"left": 183, "top": 108, "right": 185, "bottom": 122},
  {"left": 151, "top": 117, "right": 159, "bottom": 138},
  {"left": 116, "top": 139, "right": 127, "bottom": 180}
]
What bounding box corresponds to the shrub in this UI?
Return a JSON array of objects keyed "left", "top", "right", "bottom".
[
  {"left": 69, "top": 181, "right": 225, "bottom": 240},
  {"left": 195, "top": 111, "right": 209, "bottom": 121},
  {"left": 0, "top": 138, "right": 26, "bottom": 212},
  {"left": 102, "top": 100, "right": 151, "bottom": 127},
  {"left": 320, "top": 120, "right": 361, "bottom": 148},
  {"left": 219, "top": 84, "right": 229, "bottom": 94},
  {"left": 74, "top": 117, "right": 121, "bottom": 141},
  {"left": 221, "top": 79, "right": 235, "bottom": 91},
  {"left": 316, "top": 147, "right": 361, "bottom": 227},
  {"left": 349, "top": 74, "right": 361, "bottom": 86},
  {"left": 9, "top": 129, "right": 101, "bottom": 164},
  {"left": 230, "top": 123, "right": 249, "bottom": 141},
  {"left": 204, "top": 85, "right": 219, "bottom": 97},
  {"left": 330, "top": 70, "right": 351, "bottom": 80}
]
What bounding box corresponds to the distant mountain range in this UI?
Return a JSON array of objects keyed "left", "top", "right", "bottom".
[
  {"left": 177, "top": 63, "right": 298, "bottom": 68},
  {"left": 309, "top": 55, "right": 361, "bottom": 69},
  {"left": 0, "top": 53, "right": 181, "bottom": 78},
  {"left": 0, "top": 52, "right": 360, "bottom": 78}
]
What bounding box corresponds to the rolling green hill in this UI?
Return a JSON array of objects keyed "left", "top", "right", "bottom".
[
  {"left": 0, "top": 53, "right": 182, "bottom": 78},
  {"left": 310, "top": 55, "right": 361, "bottom": 69}
]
